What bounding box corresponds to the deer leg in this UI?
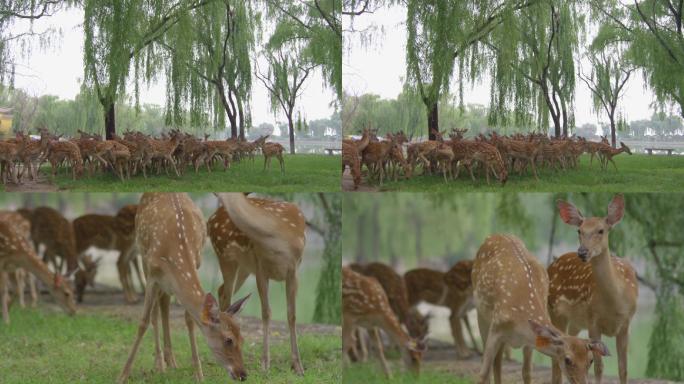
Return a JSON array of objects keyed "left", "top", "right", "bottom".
[
  {"left": 218, "top": 260, "right": 239, "bottom": 311},
  {"left": 151, "top": 294, "right": 165, "bottom": 373},
  {"left": 185, "top": 310, "right": 204, "bottom": 381},
  {"left": 449, "top": 311, "right": 470, "bottom": 359},
  {"left": 1, "top": 272, "right": 9, "bottom": 324},
  {"left": 463, "top": 313, "right": 480, "bottom": 353},
  {"left": 371, "top": 327, "right": 392, "bottom": 379},
  {"left": 493, "top": 343, "right": 504, "bottom": 384},
  {"left": 117, "top": 282, "right": 160, "bottom": 384},
  {"left": 159, "top": 292, "right": 178, "bottom": 369},
  {"left": 286, "top": 270, "right": 304, "bottom": 375},
  {"left": 522, "top": 345, "right": 533, "bottom": 384},
  {"left": 617, "top": 325, "right": 629, "bottom": 384},
  {"left": 255, "top": 269, "right": 271, "bottom": 371},
  {"left": 589, "top": 327, "right": 603, "bottom": 384},
  {"left": 356, "top": 328, "right": 369, "bottom": 362},
  {"left": 28, "top": 273, "right": 38, "bottom": 307},
  {"left": 342, "top": 315, "right": 355, "bottom": 366},
  {"left": 610, "top": 157, "right": 618, "bottom": 172},
  {"left": 117, "top": 254, "right": 135, "bottom": 304},
  {"left": 278, "top": 154, "right": 284, "bottom": 173},
  {"left": 14, "top": 270, "right": 26, "bottom": 308},
  {"left": 477, "top": 328, "right": 503, "bottom": 384},
  {"left": 550, "top": 313, "right": 568, "bottom": 384}
]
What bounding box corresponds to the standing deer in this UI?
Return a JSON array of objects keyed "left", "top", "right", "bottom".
[
  {"left": 0, "top": 221, "right": 77, "bottom": 324},
  {"left": 118, "top": 193, "right": 251, "bottom": 383},
  {"left": 472, "top": 234, "right": 609, "bottom": 384},
  {"left": 208, "top": 193, "right": 305, "bottom": 375},
  {"left": 550, "top": 195, "right": 637, "bottom": 384},
  {"left": 404, "top": 260, "right": 480, "bottom": 358},
  {"left": 342, "top": 266, "right": 426, "bottom": 378}
]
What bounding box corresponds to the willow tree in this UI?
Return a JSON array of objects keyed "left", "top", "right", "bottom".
[
  {"left": 161, "top": 0, "right": 257, "bottom": 138},
  {"left": 83, "top": 0, "right": 212, "bottom": 139},
  {"left": 266, "top": 0, "right": 341, "bottom": 100},
  {"left": 593, "top": 0, "right": 684, "bottom": 118},
  {"left": 256, "top": 46, "right": 317, "bottom": 154},
  {"left": 578, "top": 42, "right": 635, "bottom": 147},
  {"left": 312, "top": 193, "right": 341, "bottom": 324},
  {"left": 489, "top": 0, "right": 581, "bottom": 137},
  {"left": 405, "top": 0, "right": 539, "bottom": 140}
]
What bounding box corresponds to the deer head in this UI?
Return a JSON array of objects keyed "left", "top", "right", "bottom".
[
  {"left": 200, "top": 292, "right": 251, "bottom": 381},
  {"left": 52, "top": 273, "right": 78, "bottom": 315},
  {"left": 620, "top": 142, "right": 632, "bottom": 155},
  {"left": 529, "top": 320, "right": 609, "bottom": 384},
  {"left": 557, "top": 195, "right": 624, "bottom": 262}
]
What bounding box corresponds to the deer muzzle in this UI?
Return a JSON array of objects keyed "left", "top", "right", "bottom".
[{"left": 577, "top": 246, "right": 589, "bottom": 262}]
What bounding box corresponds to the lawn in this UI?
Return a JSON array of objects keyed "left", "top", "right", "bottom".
[
  {"left": 343, "top": 362, "right": 469, "bottom": 384},
  {"left": 46, "top": 154, "right": 340, "bottom": 192},
  {"left": 374, "top": 154, "right": 684, "bottom": 192},
  {"left": 0, "top": 307, "right": 341, "bottom": 384}
]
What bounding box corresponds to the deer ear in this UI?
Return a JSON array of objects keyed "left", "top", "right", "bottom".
[
  {"left": 529, "top": 320, "right": 563, "bottom": 350},
  {"left": 226, "top": 293, "right": 251, "bottom": 316},
  {"left": 557, "top": 200, "right": 583, "bottom": 226},
  {"left": 605, "top": 194, "right": 624, "bottom": 227},
  {"left": 201, "top": 293, "right": 220, "bottom": 325},
  {"left": 587, "top": 340, "right": 610, "bottom": 356}
]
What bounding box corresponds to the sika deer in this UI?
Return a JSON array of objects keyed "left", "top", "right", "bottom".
[
  {"left": 598, "top": 142, "right": 631, "bottom": 171},
  {"left": 262, "top": 142, "right": 285, "bottom": 172},
  {"left": 549, "top": 195, "right": 637, "bottom": 384},
  {"left": 208, "top": 193, "right": 305, "bottom": 374},
  {"left": 342, "top": 140, "right": 362, "bottom": 189},
  {"left": 0, "top": 210, "right": 38, "bottom": 308},
  {"left": 472, "top": 234, "right": 609, "bottom": 384},
  {"left": 404, "top": 260, "right": 479, "bottom": 358},
  {"left": 349, "top": 262, "right": 429, "bottom": 340},
  {"left": 118, "top": 193, "right": 251, "bottom": 383},
  {"left": 343, "top": 267, "right": 427, "bottom": 378},
  {"left": 0, "top": 221, "right": 77, "bottom": 324},
  {"left": 46, "top": 138, "right": 84, "bottom": 180},
  {"left": 29, "top": 206, "right": 80, "bottom": 275}
]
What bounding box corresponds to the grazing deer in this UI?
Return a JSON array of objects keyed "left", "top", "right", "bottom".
[
  {"left": 349, "top": 262, "right": 429, "bottom": 340},
  {"left": 473, "top": 234, "right": 609, "bottom": 384},
  {"left": 0, "top": 221, "right": 77, "bottom": 324},
  {"left": 262, "top": 142, "right": 285, "bottom": 172},
  {"left": 598, "top": 142, "right": 632, "bottom": 171},
  {"left": 550, "top": 195, "right": 637, "bottom": 384},
  {"left": 208, "top": 193, "right": 305, "bottom": 374},
  {"left": 29, "top": 206, "right": 80, "bottom": 275},
  {"left": 118, "top": 193, "right": 251, "bottom": 383},
  {"left": 0, "top": 210, "right": 38, "bottom": 308},
  {"left": 343, "top": 266, "right": 427, "bottom": 378},
  {"left": 404, "top": 261, "right": 479, "bottom": 358}
]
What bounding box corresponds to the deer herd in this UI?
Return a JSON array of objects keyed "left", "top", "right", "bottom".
[
  {"left": 343, "top": 194, "right": 638, "bottom": 384},
  {"left": 0, "top": 192, "right": 310, "bottom": 383},
  {"left": 0, "top": 128, "right": 286, "bottom": 185},
  {"left": 343, "top": 128, "right": 633, "bottom": 189}
]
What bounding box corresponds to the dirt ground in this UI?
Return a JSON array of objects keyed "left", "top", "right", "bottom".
[
  {"left": 4, "top": 174, "right": 58, "bottom": 192},
  {"left": 342, "top": 168, "right": 378, "bottom": 192},
  {"left": 420, "top": 340, "right": 674, "bottom": 384},
  {"left": 41, "top": 285, "right": 340, "bottom": 343}
]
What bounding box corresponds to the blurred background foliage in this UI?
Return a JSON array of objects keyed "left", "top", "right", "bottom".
[
  {"left": 343, "top": 192, "right": 684, "bottom": 381},
  {"left": 0, "top": 192, "right": 340, "bottom": 325}
]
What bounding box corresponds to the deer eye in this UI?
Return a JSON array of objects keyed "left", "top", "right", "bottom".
[
  {"left": 598, "top": 229, "right": 604, "bottom": 235},
  {"left": 225, "top": 337, "right": 233, "bottom": 346},
  {"left": 564, "top": 357, "right": 573, "bottom": 366}
]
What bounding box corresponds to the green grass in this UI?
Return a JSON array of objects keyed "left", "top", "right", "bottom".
[
  {"left": 48, "top": 154, "right": 340, "bottom": 192},
  {"left": 0, "top": 308, "right": 341, "bottom": 383},
  {"left": 377, "top": 154, "right": 684, "bottom": 192},
  {"left": 343, "top": 362, "right": 469, "bottom": 384}
]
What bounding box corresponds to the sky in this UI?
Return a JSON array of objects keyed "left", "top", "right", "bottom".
[
  {"left": 8, "top": 8, "right": 336, "bottom": 134},
  {"left": 343, "top": 6, "right": 659, "bottom": 129}
]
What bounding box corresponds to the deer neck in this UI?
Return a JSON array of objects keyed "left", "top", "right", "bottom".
[
  {"left": 16, "top": 249, "right": 57, "bottom": 288},
  {"left": 590, "top": 247, "right": 623, "bottom": 307},
  {"left": 171, "top": 270, "right": 208, "bottom": 325}
]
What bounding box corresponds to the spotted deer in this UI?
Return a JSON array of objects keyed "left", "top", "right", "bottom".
[
  {"left": 473, "top": 234, "right": 609, "bottom": 384},
  {"left": 29, "top": 206, "right": 80, "bottom": 275},
  {"left": 349, "top": 262, "right": 429, "bottom": 340},
  {"left": 0, "top": 221, "right": 77, "bottom": 324},
  {"left": 262, "top": 142, "right": 285, "bottom": 172},
  {"left": 342, "top": 140, "right": 362, "bottom": 189},
  {"left": 0, "top": 133, "right": 27, "bottom": 184},
  {"left": 597, "top": 142, "right": 631, "bottom": 171},
  {"left": 0, "top": 210, "right": 38, "bottom": 308},
  {"left": 208, "top": 193, "right": 305, "bottom": 375},
  {"left": 362, "top": 134, "right": 398, "bottom": 185},
  {"left": 343, "top": 266, "right": 427, "bottom": 378},
  {"left": 404, "top": 261, "right": 479, "bottom": 358},
  {"left": 18, "top": 128, "right": 51, "bottom": 181},
  {"left": 118, "top": 193, "right": 251, "bottom": 383},
  {"left": 549, "top": 195, "right": 637, "bottom": 384},
  {"left": 45, "top": 138, "right": 84, "bottom": 180}
]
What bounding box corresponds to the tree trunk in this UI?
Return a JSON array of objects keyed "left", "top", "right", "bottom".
[
  {"left": 551, "top": 110, "right": 561, "bottom": 138},
  {"left": 104, "top": 102, "right": 115, "bottom": 140},
  {"left": 288, "top": 115, "right": 296, "bottom": 154},
  {"left": 427, "top": 101, "right": 438, "bottom": 140},
  {"left": 561, "top": 97, "right": 568, "bottom": 137},
  {"left": 237, "top": 97, "right": 245, "bottom": 140},
  {"left": 609, "top": 110, "right": 617, "bottom": 148}
]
